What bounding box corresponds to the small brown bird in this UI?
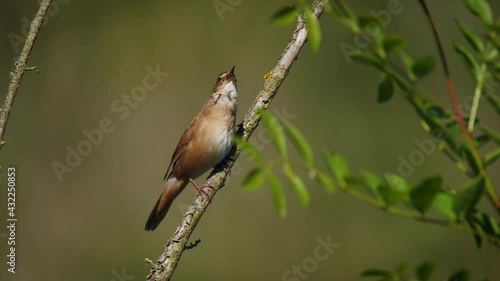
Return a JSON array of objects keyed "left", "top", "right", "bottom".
[{"left": 145, "top": 67, "right": 238, "bottom": 231}]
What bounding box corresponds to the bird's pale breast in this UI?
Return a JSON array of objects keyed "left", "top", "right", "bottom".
[{"left": 180, "top": 103, "right": 235, "bottom": 179}]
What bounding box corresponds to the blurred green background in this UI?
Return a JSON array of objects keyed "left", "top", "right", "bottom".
[{"left": 0, "top": 0, "right": 499, "bottom": 280}]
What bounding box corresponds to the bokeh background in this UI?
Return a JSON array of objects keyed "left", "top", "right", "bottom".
[{"left": 0, "top": 0, "right": 499, "bottom": 280}]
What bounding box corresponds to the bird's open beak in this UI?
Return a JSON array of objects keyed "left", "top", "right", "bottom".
[{"left": 226, "top": 66, "right": 236, "bottom": 82}]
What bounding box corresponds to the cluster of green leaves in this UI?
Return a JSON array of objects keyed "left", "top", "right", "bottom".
[
  {"left": 319, "top": 0, "right": 500, "bottom": 244},
  {"left": 454, "top": 0, "right": 500, "bottom": 117},
  {"left": 237, "top": 110, "right": 320, "bottom": 218},
  {"left": 234, "top": 1, "right": 500, "bottom": 280},
  {"left": 361, "top": 261, "right": 489, "bottom": 281},
  {"left": 270, "top": 0, "right": 328, "bottom": 52},
  {"left": 240, "top": 109, "right": 500, "bottom": 246},
  {"left": 245, "top": 0, "right": 500, "bottom": 247}
]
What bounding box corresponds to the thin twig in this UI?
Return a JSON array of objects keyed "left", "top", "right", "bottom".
[
  {"left": 468, "top": 63, "right": 487, "bottom": 131},
  {"left": 260, "top": 129, "right": 499, "bottom": 244},
  {"left": 281, "top": 158, "right": 500, "bottom": 244},
  {"left": 0, "top": 0, "right": 52, "bottom": 151},
  {"left": 468, "top": 38, "right": 497, "bottom": 131},
  {"left": 145, "top": 1, "right": 328, "bottom": 280},
  {"left": 341, "top": 187, "right": 500, "bottom": 245}
]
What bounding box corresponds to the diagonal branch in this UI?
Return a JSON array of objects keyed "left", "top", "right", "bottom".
[
  {"left": 0, "top": 0, "right": 52, "bottom": 151},
  {"left": 145, "top": 1, "right": 328, "bottom": 280}
]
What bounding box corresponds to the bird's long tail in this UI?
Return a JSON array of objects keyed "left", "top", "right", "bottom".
[{"left": 145, "top": 176, "right": 188, "bottom": 231}]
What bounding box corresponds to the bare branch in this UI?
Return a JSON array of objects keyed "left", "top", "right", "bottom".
[
  {"left": 0, "top": 0, "right": 52, "bottom": 151},
  {"left": 146, "top": 1, "right": 329, "bottom": 280}
]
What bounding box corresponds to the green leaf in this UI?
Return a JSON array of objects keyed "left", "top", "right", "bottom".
[
  {"left": 474, "top": 134, "right": 490, "bottom": 148},
  {"left": 232, "top": 136, "right": 264, "bottom": 164},
  {"left": 357, "top": 13, "right": 384, "bottom": 29},
  {"left": 432, "top": 193, "right": 457, "bottom": 220},
  {"left": 484, "top": 91, "right": 500, "bottom": 115},
  {"left": 412, "top": 56, "right": 436, "bottom": 79},
  {"left": 446, "top": 269, "right": 470, "bottom": 281},
  {"left": 379, "top": 173, "right": 411, "bottom": 205},
  {"left": 427, "top": 106, "right": 448, "bottom": 119},
  {"left": 361, "top": 171, "right": 385, "bottom": 202},
  {"left": 472, "top": 212, "right": 500, "bottom": 237},
  {"left": 386, "top": 174, "right": 411, "bottom": 193},
  {"left": 415, "top": 103, "right": 458, "bottom": 152},
  {"left": 377, "top": 75, "right": 394, "bottom": 103},
  {"left": 410, "top": 176, "right": 443, "bottom": 214},
  {"left": 484, "top": 147, "right": 500, "bottom": 166},
  {"left": 268, "top": 173, "right": 286, "bottom": 218},
  {"left": 271, "top": 5, "right": 298, "bottom": 26},
  {"left": 487, "top": 31, "right": 500, "bottom": 48},
  {"left": 332, "top": 13, "right": 358, "bottom": 32},
  {"left": 454, "top": 19, "right": 484, "bottom": 54},
  {"left": 360, "top": 269, "right": 391, "bottom": 278},
  {"left": 453, "top": 42, "right": 480, "bottom": 80},
  {"left": 486, "top": 46, "right": 498, "bottom": 61},
  {"left": 305, "top": 10, "right": 321, "bottom": 52},
  {"left": 462, "top": 0, "right": 493, "bottom": 25},
  {"left": 453, "top": 176, "right": 485, "bottom": 219},
  {"left": 313, "top": 171, "right": 337, "bottom": 194},
  {"left": 469, "top": 218, "right": 483, "bottom": 248},
  {"left": 350, "top": 51, "right": 385, "bottom": 71},
  {"left": 479, "top": 125, "right": 500, "bottom": 145},
  {"left": 324, "top": 152, "right": 350, "bottom": 187},
  {"left": 461, "top": 145, "right": 480, "bottom": 175},
  {"left": 283, "top": 164, "right": 310, "bottom": 206},
  {"left": 345, "top": 177, "right": 363, "bottom": 187},
  {"left": 333, "top": 0, "right": 358, "bottom": 24},
  {"left": 399, "top": 51, "right": 416, "bottom": 81},
  {"left": 259, "top": 109, "right": 287, "bottom": 157},
  {"left": 416, "top": 262, "right": 437, "bottom": 281},
  {"left": 241, "top": 168, "right": 265, "bottom": 190},
  {"left": 382, "top": 34, "right": 407, "bottom": 54},
  {"left": 446, "top": 121, "right": 462, "bottom": 137},
  {"left": 282, "top": 120, "right": 313, "bottom": 166}
]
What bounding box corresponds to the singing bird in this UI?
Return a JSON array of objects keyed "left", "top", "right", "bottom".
[{"left": 145, "top": 67, "right": 238, "bottom": 231}]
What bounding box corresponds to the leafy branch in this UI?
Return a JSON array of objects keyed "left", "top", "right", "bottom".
[
  {"left": 417, "top": 0, "right": 499, "bottom": 211},
  {"left": 240, "top": 110, "right": 500, "bottom": 246},
  {"left": 245, "top": 0, "right": 500, "bottom": 248}
]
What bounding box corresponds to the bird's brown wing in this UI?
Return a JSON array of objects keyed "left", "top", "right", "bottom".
[
  {"left": 163, "top": 129, "right": 189, "bottom": 181},
  {"left": 162, "top": 99, "right": 213, "bottom": 181}
]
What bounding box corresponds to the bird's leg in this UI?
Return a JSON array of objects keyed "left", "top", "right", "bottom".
[{"left": 189, "top": 178, "right": 214, "bottom": 203}]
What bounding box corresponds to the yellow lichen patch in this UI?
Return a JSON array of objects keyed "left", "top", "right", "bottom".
[{"left": 264, "top": 69, "right": 274, "bottom": 79}]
